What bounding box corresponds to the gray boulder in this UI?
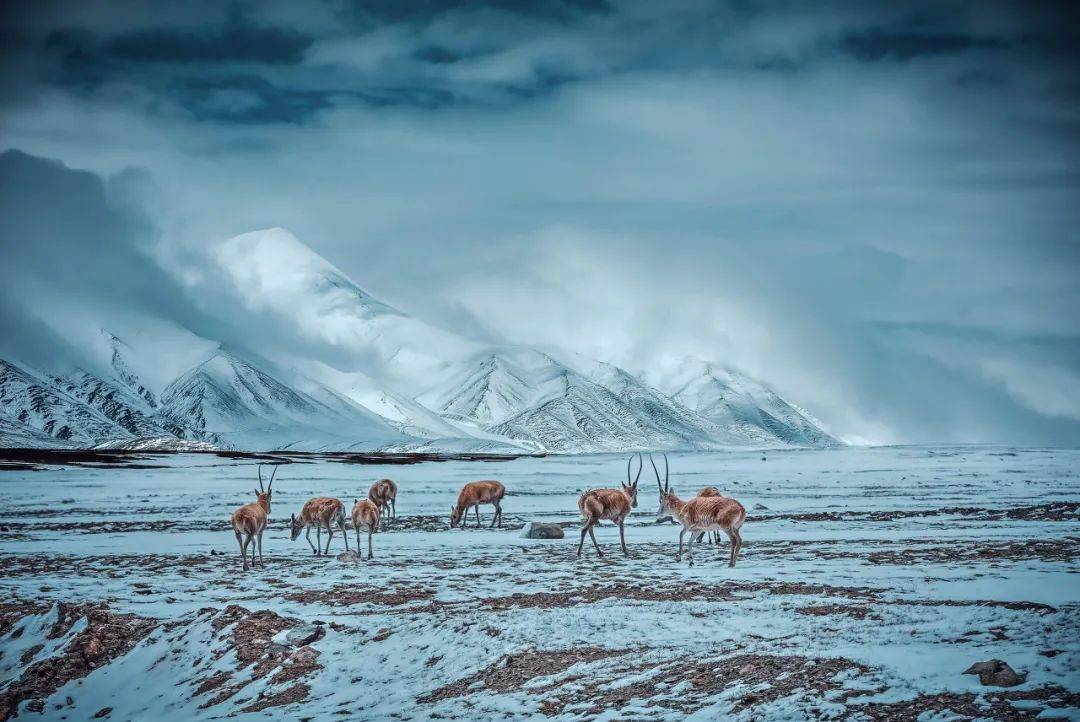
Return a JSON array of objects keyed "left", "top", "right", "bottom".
[
  {"left": 286, "top": 623, "right": 326, "bottom": 647},
  {"left": 336, "top": 550, "right": 361, "bottom": 563},
  {"left": 963, "top": 659, "right": 1025, "bottom": 687},
  {"left": 520, "top": 522, "right": 565, "bottom": 539}
]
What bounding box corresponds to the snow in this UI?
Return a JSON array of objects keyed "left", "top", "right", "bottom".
[{"left": 0, "top": 445, "right": 1076, "bottom": 719}]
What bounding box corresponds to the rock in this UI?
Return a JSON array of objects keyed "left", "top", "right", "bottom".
[
  {"left": 752, "top": 503, "right": 770, "bottom": 511},
  {"left": 963, "top": 659, "right": 1026, "bottom": 687},
  {"left": 93, "top": 708, "right": 112, "bottom": 718},
  {"left": 285, "top": 624, "right": 326, "bottom": 647},
  {"left": 335, "top": 550, "right": 360, "bottom": 563},
  {"left": 520, "top": 522, "right": 564, "bottom": 539}
]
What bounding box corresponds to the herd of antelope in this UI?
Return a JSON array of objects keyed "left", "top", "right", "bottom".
[{"left": 230, "top": 454, "right": 744, "bottom": 571}]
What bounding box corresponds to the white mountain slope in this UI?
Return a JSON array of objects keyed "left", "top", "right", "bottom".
[
  {"left": 417, "top": 349, "right": 726, "bottom": 452},
  {"left": 213, "top": 228, "right": 476, "bottom": 388},
  {"left": 645, "top": 356, "right": 839, "bottom": 447},
  {"left": 157, "top": 347, "right": 411, "bottom": 451},
  {"left": 48, "top": 370, "right": 185, "bottom": 439},
  {"left": 0, "top": 358, "right": 135, "bottom": 446}
]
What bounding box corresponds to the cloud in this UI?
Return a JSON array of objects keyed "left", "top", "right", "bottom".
[
  {"left": 837, "top": 29, "right": 1006, "bottom": 62},
  {"left": 101, "top": 16, "right": 313, "bottom": 65}
]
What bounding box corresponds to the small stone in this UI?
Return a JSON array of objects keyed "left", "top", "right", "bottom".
[
  {"left": 93, "top": 708, "right": 113, "bottom": 719},
  {"left": 520, "top": 522, "right": 564, "bottom": 539},
  {"left": 335, "top": 550, "right": 360, "bottom": 563}
]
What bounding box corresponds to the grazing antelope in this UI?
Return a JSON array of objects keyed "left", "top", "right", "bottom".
[
  {"left": 652, "top": 454, "right": 745, "bottom": 567},
  {"left": 449, "top": 480, "right": 505, "bottom": 528},
  {"left": 368, "top": 478, "right": 397, "bottom": 529},
  {"left": 290, "top": 497, "right": 350, "bottom": 556},
  {"left": 351, "top": 498, "right": 380, "bottom": 560},
  {"left": 576, "top": 454, "right": 641, "bottom": 558},
  {"left": 231, "top": 464, "right": 276, "bottom": 571},
  {"left": 695, "top": 486, "right": 723, "bottom": 545}
]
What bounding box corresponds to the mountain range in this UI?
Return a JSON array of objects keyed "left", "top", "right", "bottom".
[{"left": 0, "top": 228, "right": 838, "bottom": 452}]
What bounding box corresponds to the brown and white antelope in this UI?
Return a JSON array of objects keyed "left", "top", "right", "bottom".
[
  {"left": 231, "top": 464, "right": 276, "bottom": 571},
  {"left": 694, "top": 486, "right": 723, "bottom": 545},
  {"left": 351, "top": 498, "right": 380, "bottom": 560},
  {"left": 290, "top": 497, "right": 350, "bottom": 556},
  {"left": 576, "top": 454, "right": 641, "bottom": 558},
  {"left": 449, "top": 480, "right": 505, "bottom": 528},
  {"left": 652, "top": 454, "right": 745, "bottom": 567},
  {"left": 368, "top": 478, "right": 397, "bottom": 529}
]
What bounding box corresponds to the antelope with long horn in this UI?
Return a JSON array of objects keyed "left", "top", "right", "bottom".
[
  {"left": 652, "top": 454, "right": 745, "bottom": 567},
  {"left": 576, "top": 454, "right": 641, "bottom": 558},
  {"left": 290, "top": 497, "right": 350, "bottom": 556},
  {"left": 230, "top": 464, "right": 276, "bottom": 571}
]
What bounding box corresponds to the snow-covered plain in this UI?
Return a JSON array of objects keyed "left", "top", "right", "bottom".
[{"left": 0, "top": 446, "right": 1077, "bottom": 720}]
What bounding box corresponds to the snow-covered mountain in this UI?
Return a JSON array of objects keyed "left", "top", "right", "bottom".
[
  {"left": 645, "top": 356, "right": 839, "bottom": 447},
  {"left": 156, "top": 347, "right": 409, "bottom": 450},
  {"left": 0, "top": 227, "right": 837, "bottom": 452}
]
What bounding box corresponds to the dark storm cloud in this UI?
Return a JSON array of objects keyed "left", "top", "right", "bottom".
[
  {"left": 837, "top": 29, "right": 1006, "bottom": 63},
  {"left": 102, "top": 18, "right": 313, "bottom": 65}
]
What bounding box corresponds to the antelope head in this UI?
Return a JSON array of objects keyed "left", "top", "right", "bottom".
[
  {"left": 651, "top": 454, "right": 678, "bottom": 522},
  {"left": 449, "top": 505, "right": 462, "bottom": 528},
  {"left": 621, "top": 453, "right": 643, "bottom": 508},
  {"left": 254, "top": 464, "right": 276, "bottom": 511},
  {"left": 289, "top": 513, "right": 304, "bottom": 540}
]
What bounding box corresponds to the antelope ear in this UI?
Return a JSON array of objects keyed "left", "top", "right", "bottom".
[
  {"left": 290, "top": 513, "right": 296, "bottom": 522},
  {"left": 254, "top": 488, "right": 259, "bottom": 496}
]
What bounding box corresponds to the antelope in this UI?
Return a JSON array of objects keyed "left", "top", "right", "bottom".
[
  {"left": 231, "top": 464, "right": 276, "bottom": 571},
  {"left": 290, "top": 497, "right": 350, "bottom": 556},
  {"left": 449, "top": 480, "right": 505, "bottom": 528},
  {"left": 576, "top": 454, "right": 641, "bottom": 558},
  {"left": 652, "top": 454, "right": 745, "bottom": 567},
  {"left": 368, "top": 478, "right": 397, "bottom": 529},
  {"left": 695, "top": 486, "right": 723, "bottom": 545},
  {"left": 656, "top": 484, "right": 724, "bottom": 544},
  {"left": 351, "top": 498, "right": 380, "bottom": 560}
]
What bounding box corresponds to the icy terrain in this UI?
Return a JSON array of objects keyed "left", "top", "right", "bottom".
[{"left": 0, "top": 446, "right": 1076, "bottom": 720}]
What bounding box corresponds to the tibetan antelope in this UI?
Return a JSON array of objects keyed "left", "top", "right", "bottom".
[
  {"left": 652, "top": 454, "right": 745, "bottom": 567},
  {"left": 576, "top": 454, "right": 641, "bottom": 558},
  {"left": 368, "top": 478, "right": 397, "bottom": 529},
  {"left": 351, "top": 498, "right": 380, "bottom": 560},
  {"left": 449, "top": 480, "right": 505, "bottom": 528},
  {"left": 290, "top": 497, "right": 350, "bottom": 556},
  {"left": 695, "top": 486, "right": 723, "bottom": 545},
  {"left": 231, "top": 464, "right": 276, "bottom": 571}
]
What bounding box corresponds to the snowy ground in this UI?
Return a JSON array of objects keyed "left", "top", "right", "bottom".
[{"left": 0, "top": 446, "right": 1077, "bottom": 720}]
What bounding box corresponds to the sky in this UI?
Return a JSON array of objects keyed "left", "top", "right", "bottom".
[{"left": 1, "top": 0, "right": 1078, "bottom": 445}]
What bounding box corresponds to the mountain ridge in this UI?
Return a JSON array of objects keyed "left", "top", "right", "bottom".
[{"left": 0, "top": 228, "right": 838, "bottom": 452}]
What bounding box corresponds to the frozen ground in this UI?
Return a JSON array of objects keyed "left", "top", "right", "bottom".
[{"left": 0, "top": 446, "right": 1077, "bottom": 720}]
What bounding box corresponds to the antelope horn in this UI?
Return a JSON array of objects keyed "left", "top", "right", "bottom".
[
  {"left": 634, "top": 452, "right": 643, "bottom": 485},
  {"left": 268, "top": 464, "right": 278, "bottom": 491},
  {"left": 649, "top": 454, "right": 663, "bottom": 492},
  {"left": 662, "top": 452, "right": 670, "bottom": 491},
  {"left": 257, "top": 464, "right": 265, "bottom": 492}
]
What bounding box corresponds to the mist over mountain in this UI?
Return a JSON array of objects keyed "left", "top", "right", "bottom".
[
  {"left": 1, "top": 147, "right": 1077, "bottom": 449},
  {"left": 0, "top": 151, "right": 843, "bottom": 452}
]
